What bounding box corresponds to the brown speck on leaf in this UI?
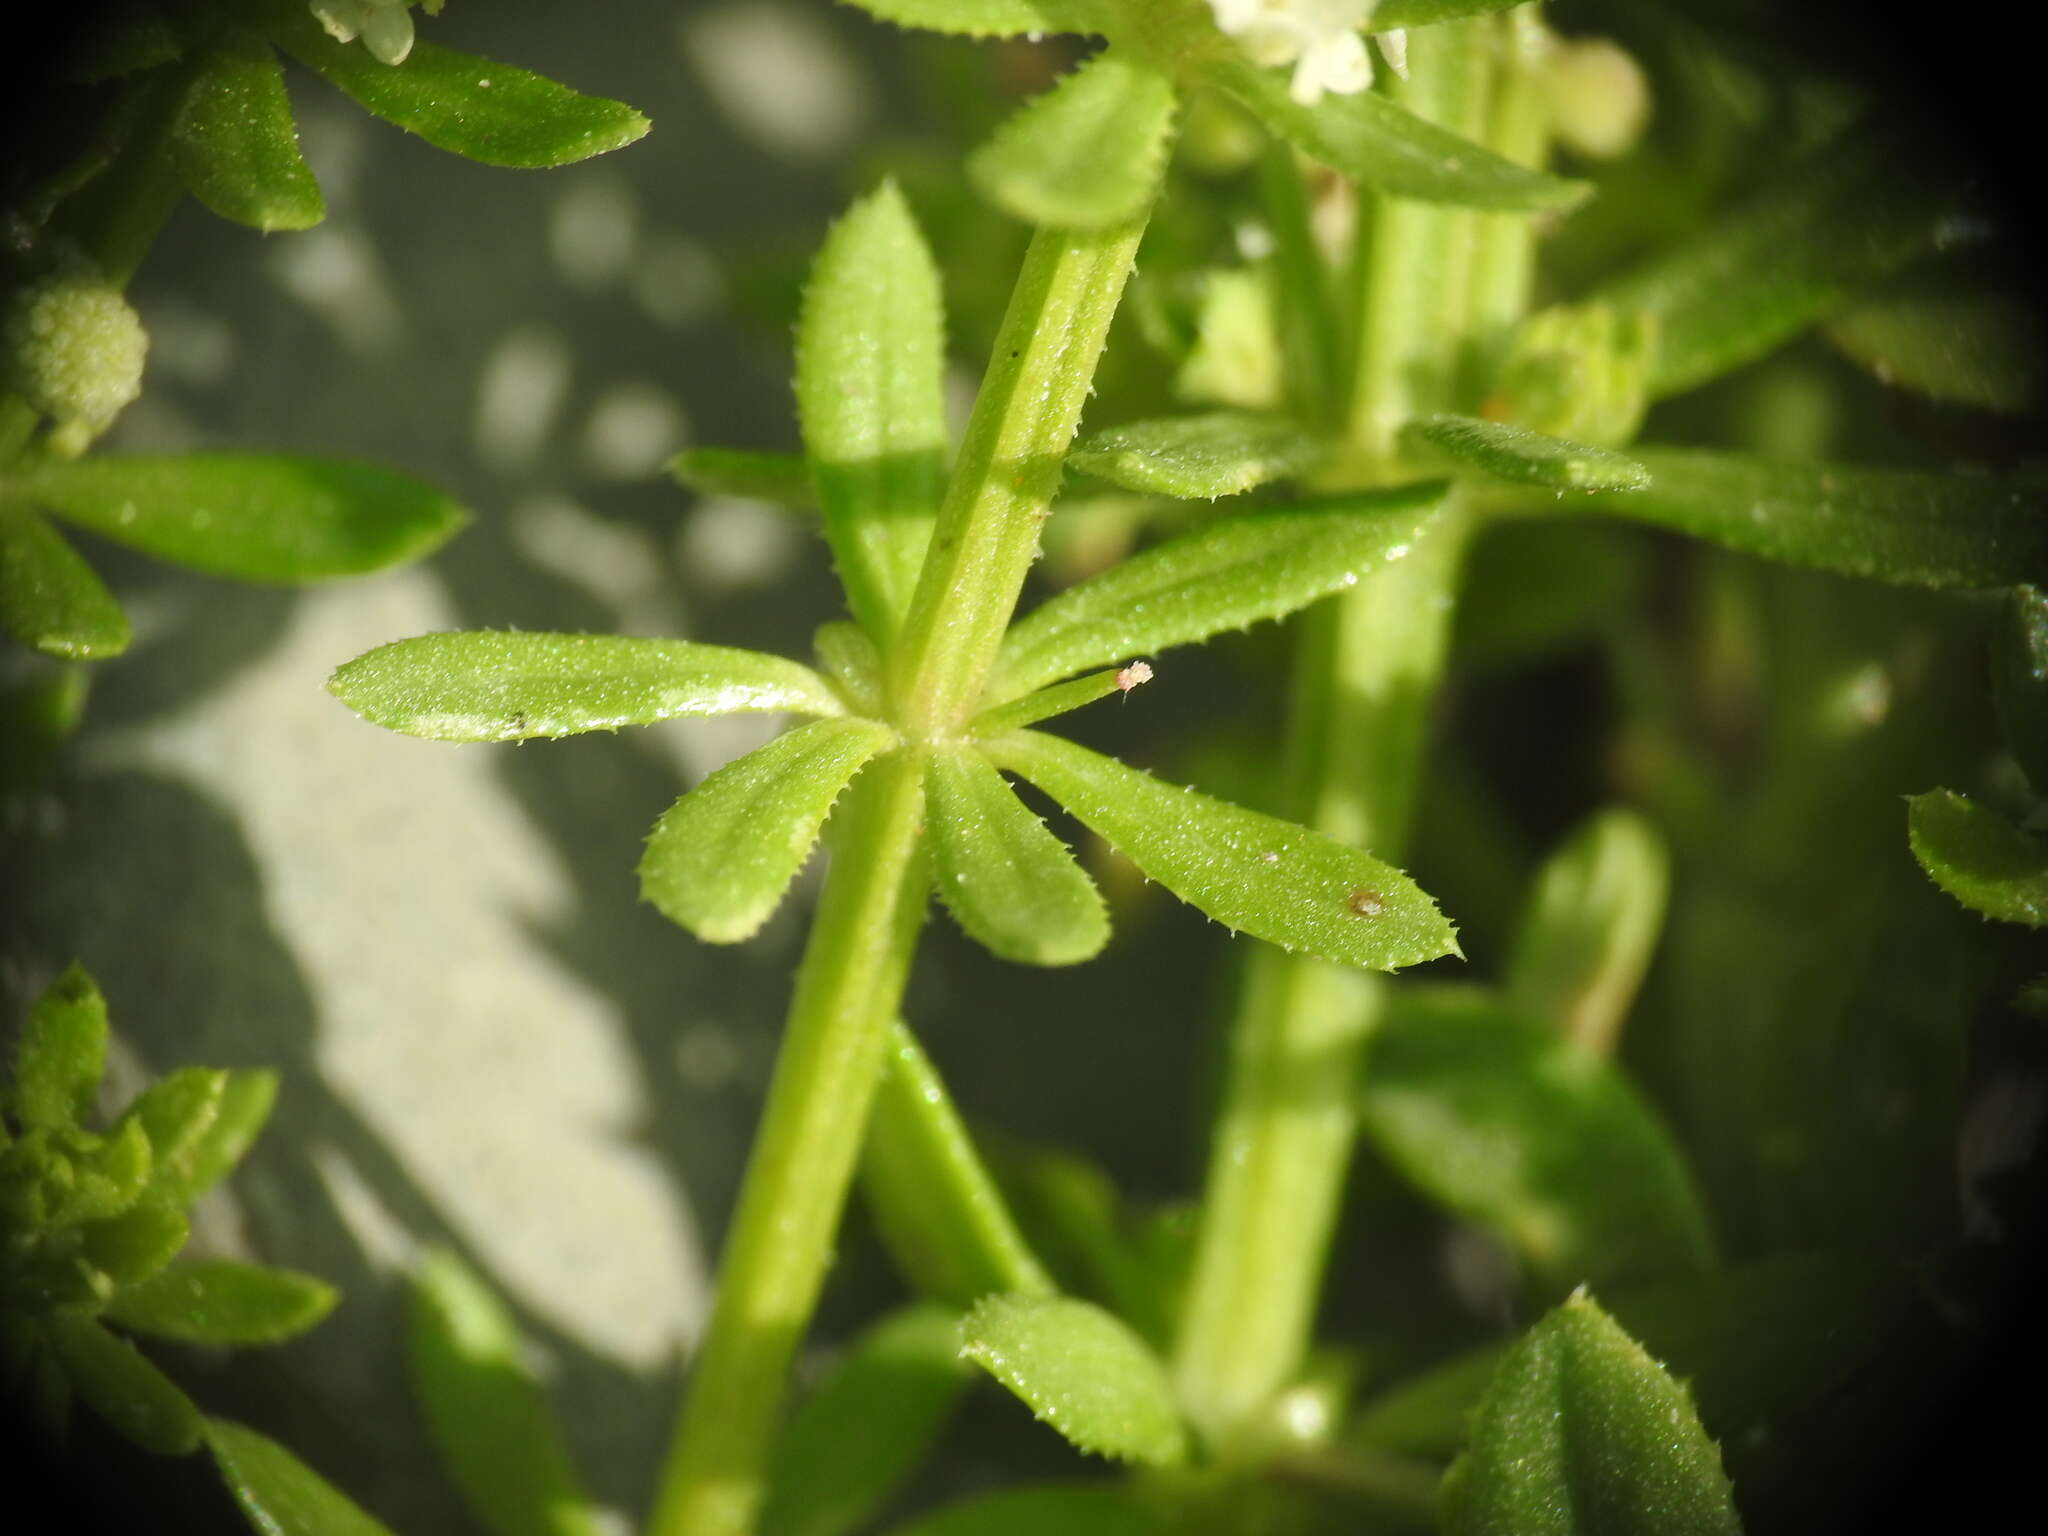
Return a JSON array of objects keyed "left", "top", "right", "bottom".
[{"left": 1346, "top": 888, "right": 1384, "bottom": 917}]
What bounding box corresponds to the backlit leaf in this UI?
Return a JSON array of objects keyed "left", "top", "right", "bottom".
[
  {"left": 958, "top": 1293, "right": 1187, "bottom": 1466},
  {"left": 1404, "top": 414, "right": 1650, "bottom": 493},
  {"left": 764, "top": 1304, "right": 970, "bottom": 1536},
  {"left": 991, "top": 484, "right": 1444, "bottom": 700},
  {"left": 183, "top": 1069, "right": 279, "bottom": 1196},
  {"left": 668, "top": 447, "right": 815, "bottom": 510},
  {"left": 1582, "top": 449, "right": 2048, "bottom": 589},
  {"left": 640, "top": 718, "right": 897, "bottom": 942},
  {"left": 42, "top": 1312, "right": 203, "bottom": 1456},
  {"left": 1907, "top": 790, "right": 2048, "bottom": 927},
  {"left": 15, "top": 454, "right": 466, "bottom": 582},
  {"left": 172, "top": 35, "right": 325, "bottom": 231},
  {"left": 988, "top": 729, "right": 1456, "bottom": 971},
  {"left": 0, "top": 507, "right": 130, "bottom": 660},
  {"left": 925, "top": 745, "right": 1108, "bottom": 965},
  {"left": 9, "top": 962, "right": 107, "bottom": 1131},
  {"left": 1066, "top": 411, "right": 1322, "bottom": 499},
  {"left": 79, "top": 1194, "right": 190, "bottom": 1286},
  {"left": 272, "top": 17, "right": 648, "bottom": 168},
  {"left": 106, "top": 1259, "right": 338, "bottom": 1345},
  {"left": 208, "top": 1417, "right": 399, "bottom": 1536},
  {"left": 329, "top": 632, "right": 843, "bottom": 741},
  {"left": 112, "top": 1066, "right": 225, "bottom": 1194},
  {"left": 968, "top": 52, "right": 1176, "bottom": 229},
  {"left": 836, "top": 0, "right": 1105, "bottom": 40},
  {"left": 1360, "top": 988, "right": 1714, "bottom": 1293},
  {"left": 1205, "top": 54, "right": 1587, "bottom": 211},
  {"left": 796, "top": 182, "right": 947, "bottom": 637},
  {"left": 53, "top": 1119, "right": 152, "bottom": 1225},
  {"left": 1439, "top": 1293, "right": 1740, "bottom": 1536},
  {"left": 408, "top": 1249, "right": 602, "bottom": 1536}
]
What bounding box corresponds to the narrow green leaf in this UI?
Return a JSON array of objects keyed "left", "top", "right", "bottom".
[
  {"left": 272, "top": 17, "right": 648, "bottom": 168},
  {"left": 835, "top": 0, "right": 1104, "bottom": 40},
  {"left": 1404, "top": 414, "right": 1650, "bottom": 494},
  {"left": 970, "top": 665, "right": 1145, "bottom": 736},
  {"left": 991, "top": 484, "right": 1444, "bottom": 700},
  {"left": 987, "top": 730, "right": 1457, "bottom": 971},
  {"left": 1360, "top": 988, "right": 1714, "bottom": 1292},
  {"left": 112, "top": 1066, "right": 225, "bottom": 1194},
  {"left": 1439, "top": 1293, "right": 1741, "bottom": 1536},
  {"left": 1504, "top": 809, "right": 1670, "bottom": 1055},
  {"left": 0, "top": 508, "right": 130, "bottom": 660},
  {"left": 207, "top": 1417, "right": 399, "bottom": 1536},
  {"left": 958, "top": 1293, "right": 1188, "bottom": 1467},
  {"left": 10, "top": 962, "right": 108, "bottom": 1131},
  {"left": 796, "top": 182, "right": 947, "bottom": 638},
  {"left": 640, "top": 718, "right": 896, "bottom": 942},
  {"left": 408, "top": 1249, "right": 601, "bottom": 1536},
  {"left": 968, "top": 53, "right": 1177, "bottom": 229},
  {"left": 1204, "top": 54, "right": 1587, "bottom": 211},
  {"left": 79, "top": 1194, "right": 190, "bottom": 1287},
  {"left": 329, "top": 632, "right": 844, "bottom": 741},
  {"left": 42, "top": 1312, "right": 204, "bottom": 1456},
  {"left": 53, "top": 1119, "right": 152, "bottom": 1225},
  {"left": 172, "top": 36, "right": 325, "bottom": 232},
  {"left": 668, "top": 447, "right": 816, "bottom": 511},
  {"left": 1373, "top": 0, "right": 1524, "bottom": 24},
  {"left": 1593, "top": 118, "right": 1959, "bottom": 398},
  {"left": 183, "top": 1069, "right": 279, "bottom": 1197},
  {"left": 1825, "top": 260, "right": 2044, "bottom": 415},
  {"left": 1066, "top": 411, "right": 1323, "bottom": 499},
  {"left": 105, "top": 1259, "right": 338, "bottom": 1345},
  {"left": 1907, "top": 789, "right": 2048, "bottom": 927},
  {"left": 886, "top": 1485, "right": 1164, "bottom": 1536},
  {"left": 1578, "top": 449, "right": 2048, "bottom": 590},
  {"left": 862, "top": 1021, "right": 1058, "bottom": 1307},
  {"left": 1992, "top": 587, "right": 2048, "bottom": 791},
  {"left": 14, "top": 454, "right": 467, "bottom": 583},
  {"left": 924, "top": 745, "right": 1107, "bottom": 966},
  {"left": 763, "top": 1304, "right": 970, "bottom": 1536}
]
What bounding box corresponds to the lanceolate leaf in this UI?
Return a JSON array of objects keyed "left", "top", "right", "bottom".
[
  {"left": 172, "top": 35, "right": 325, "bottom": 232},
  {"left": 1066, "top": 411, "right": 1323, "bottom": 499},
  {"left": 0, "top": 507, "right": 129, "bottom": 660},
  {"left": 183, "top": 1069, "right": 279, "bottom": 1197},
  {"left": 112, "top": 1066, "right": 225, "bottom": 1192},
  {"left": 1404, "top": 414, "right": 1650, "bottom": 494},
  {"left": 763, "top": 1304, "right": 970, "bottom": 1536},
  {"left": 329, "top": 632, "right": 844, "bottom": 740},
  {"left": 1204, "top": 54, "right": 1586, "bottom": 211},
  {"left": 408, "top": 1249, "right": 603, "bottom": 1536},
  {"left": 925, "top": 745, "right": 1108, "bottom": 965},
  {"left": 1907, "top": 790, "right": 2048, "bottom": 927},
  {"left": 968, "top": 52, "right": 1176, "bottom": 229},
  {"left": 990, "top": 484, "right": 1443, "bottom": 701},
  {"left": 207, "top": 1417, "right": 399, "bottom": 1536},
  {"left": 1593, "top": 117, "right": 1960, "bottom": 398},
  {"left": 836, "top": 0, "right": 1105, "bottom": 40},
  {"left": 42, "top": 1312, "right": 204, "bottom": 1456},
  {"left": 1439, "top": 1293, "right": 1740, "bottom": 1536},
  {"left": 105, "top": 1259, "right": 339, "bottom": 1345},
  {"left": 797, "top": 183, "right": 948, "bottom": 638},
  {"left": 272, "top": 17, "right": 649, "bottom": 168},
  {"left": 640, "top": 718, "right": 897, "bottom": 942},
  {"left": 988, "top": 730, "right": 1457, "bottom": 971},
  {"left": 668, "top": 447, "right": 816, "bottom": 510},
  {"left": 12, "top": 454, "right": 467, "bottom": 582},
  {"left": 9, "top": 962, "right": 107, "bottom": 1131},
  {"left": 1582, "top": 449, "right": 2048, "bottom": 590},
  {"left": 958, "top": 1293, "right": 1188, "bottom": 1467},
  {"left": 1360, "top": 988, "right": 1714, "bottom": 1293}
]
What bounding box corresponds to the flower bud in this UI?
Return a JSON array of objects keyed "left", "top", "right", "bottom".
[{"left": 4, "top": 263, "right": 148, "bottom": 453}]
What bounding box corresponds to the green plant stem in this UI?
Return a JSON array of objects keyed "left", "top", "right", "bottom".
[
  {"left": 647, "top": 751, "right": 928, "bottom": 1536},
  {"left": 54, "top": 67, "right": 192, "bottom": 286},
  {"left": 1173, "top": 16, "right": 1535, "bottom": 1451}
]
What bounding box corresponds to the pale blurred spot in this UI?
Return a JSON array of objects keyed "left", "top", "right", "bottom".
[
  {"left": 944, "top": 363, "right": 978, "bottom": 443},
  {"left": 654, "top": 711, "right": 786, "bottom": 787},
  {"left": 510, "top": 494, "right": 686, "bottom": 637},
  {"left": 293, "top": 106, "right": 369, "bottom": 213},
  {"left": 312, "top": 1143, "right": 418, "bottom": 1273},
  {"left": 268, "top": 225, "right": 403, "bottom": 354},
  {"left": 679, "top": 1, "right": 869, "bottom": 162},
  {"left": 144, "top": 300, "right": 235, "bottom": 386},
  {"left": 105, "top": 394, "right": 199, "bottom": 452},
  {"left": 474, "top": 327, "right": 572, "bottom": 474},
  {"left": 674, "top": 1023, "right": 741, "bottom": 1092},
  {"left": 632, "top": 235, "right": 723, "bottom": 328},
  {"left": 676, "top": 495, "right": 801, "bottom": 590},
  {"left": 580, "top": 382, "right": 688, "bottom": 480},
  {"left": 550, "top": 172, "right": 640, "bottom": 289}
]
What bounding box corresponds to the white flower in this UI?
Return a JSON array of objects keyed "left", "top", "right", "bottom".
[
  {"left": 1207, "top": 0, "right": 1409, "bottom": 105},
  {"left": 309, "top": 0, "right": 444, "bottom": 67}
]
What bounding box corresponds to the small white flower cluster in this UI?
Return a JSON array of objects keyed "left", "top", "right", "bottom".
[
  {"left": 3, "top": 252, "right": 148, "bottom": 458},
  {"left": 310, "top": 0, "right": 444, "bottom": 67},
  {"left": 1208, "top": 0, "right": 1409, "bottom": 106}
]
